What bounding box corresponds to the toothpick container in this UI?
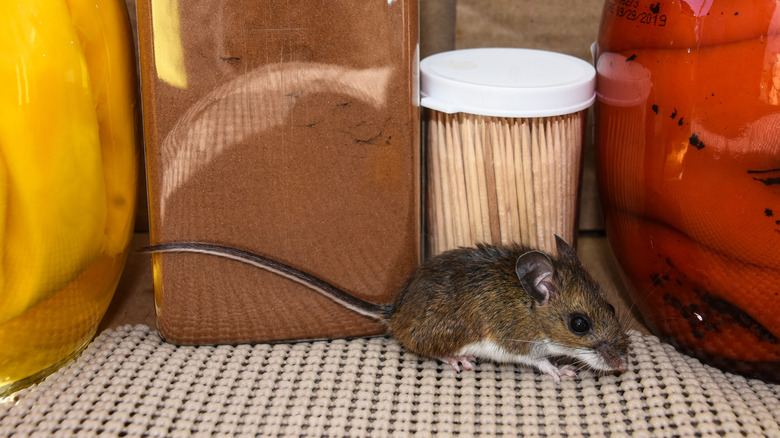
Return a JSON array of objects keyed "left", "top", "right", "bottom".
[{"left": 420, "top": 48, "right": 596, "bottom": 256}]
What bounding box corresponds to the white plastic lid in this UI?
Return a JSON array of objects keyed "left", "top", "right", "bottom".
[{"left": 420, "top": 48, "right": 596, "bottom": 118}]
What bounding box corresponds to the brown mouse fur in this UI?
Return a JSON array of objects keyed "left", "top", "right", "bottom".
[{"left": 386, "top": 237, "right": 629, "bottom": 380}]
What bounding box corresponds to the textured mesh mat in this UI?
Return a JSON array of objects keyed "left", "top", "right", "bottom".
[{"left": 1, "top": 325, "right": 778, "bottom": 437}]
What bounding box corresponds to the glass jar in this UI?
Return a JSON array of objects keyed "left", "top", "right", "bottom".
[
  {"left": 136, "top": 1, "right": 419, "bottom": 344},
  {"left": 0, "top": 0, "right": 139, "bottom": 397},
  {"left": 595, "top": 0, "right": 779, "bottom": 381}
]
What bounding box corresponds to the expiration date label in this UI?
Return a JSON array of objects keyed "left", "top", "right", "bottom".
[{"left": 605, "top": 0, "right": 668, "bottom": 27}]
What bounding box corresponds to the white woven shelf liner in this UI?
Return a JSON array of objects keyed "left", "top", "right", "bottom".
[{"left": 1, "top": 325, "right": 778, "bottom": 437}]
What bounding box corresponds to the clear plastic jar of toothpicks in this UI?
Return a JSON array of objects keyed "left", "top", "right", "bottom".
[{"left": 421, "top": 48, "right": 596, "bottom": 256}]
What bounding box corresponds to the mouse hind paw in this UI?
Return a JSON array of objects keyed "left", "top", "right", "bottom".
[{"left": 440, "top": 356, "right": 476, "bottom": 372}]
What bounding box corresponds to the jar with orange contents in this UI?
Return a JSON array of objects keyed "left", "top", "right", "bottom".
[{"left": 595, "top": 0, "right": 779, "bottom": 382}]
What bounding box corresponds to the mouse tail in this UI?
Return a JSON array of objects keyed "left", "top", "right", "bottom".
[{"left": 140, "top": 242, "right": 389, "bottom": 321}]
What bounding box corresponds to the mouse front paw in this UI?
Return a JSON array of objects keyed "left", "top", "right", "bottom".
[
  {"left": 440, "top": 356, "right": 476, "bottom": 372},
  {"left": 538, "top": 363, "right": 577, "bottom": 383}
]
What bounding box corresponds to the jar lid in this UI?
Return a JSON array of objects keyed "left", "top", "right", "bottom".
[{"left": 420, "top": 48, "right": 596, "bottom": 118}]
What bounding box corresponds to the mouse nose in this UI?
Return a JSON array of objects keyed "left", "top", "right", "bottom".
[{"left": 597, "top": 342, "right": 627, "bottom": 371}]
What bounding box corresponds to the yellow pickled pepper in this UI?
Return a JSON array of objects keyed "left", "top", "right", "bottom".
[
  {"left": 0, "top": 0, "right": 137, "bottom": 325},
  {"left": 63, "top": 0, "right": 138, "bottom": 256}
]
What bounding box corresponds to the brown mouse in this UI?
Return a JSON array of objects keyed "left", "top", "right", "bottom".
[{"left": 142, "top": 236, "right": 629, "bottom": 382}]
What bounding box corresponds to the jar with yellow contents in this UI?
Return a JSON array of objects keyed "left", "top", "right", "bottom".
[{"left": 0, "top": 0, "right": 139, "bottom": 397}]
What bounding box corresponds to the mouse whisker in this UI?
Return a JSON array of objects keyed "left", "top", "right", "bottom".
[
  {"left": 637, "top": 315, "right": 691, "bottom": 334},
  {"left": 572, "top": 361, "right": 589, "bottom": 374},
  {"left": 614, "top": 281, "right": 666, "bottom": 332},
  {"left": 642, "top": 315, "right": 688, "bottom": 325},
  {"left": 616, "top": 306, "right": 641, "bottom": 332},
  {"left": 621, "top": 318, "right": 642, "bottom": 333},
  {"left": 600, "top": 281, "right": 642, "bottom": 335},
  {"left": 622, "top": 263, "right": 676, "bottom": 321}
]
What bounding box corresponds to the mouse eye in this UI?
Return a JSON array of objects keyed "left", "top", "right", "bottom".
[
  {"left": 607, "top": 303, "right": 616, "bottom": 316},
  {"left": 568, "top": 313, "right": 592, "bottom": 335}
]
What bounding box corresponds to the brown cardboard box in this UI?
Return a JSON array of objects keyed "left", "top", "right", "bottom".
[{"left": 137, "top": 1, "right": 420, "bottom": 344}]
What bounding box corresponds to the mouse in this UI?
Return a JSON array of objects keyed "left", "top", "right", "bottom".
[{"left": 141, "top": 235, "right": 629, "bottom": 382}]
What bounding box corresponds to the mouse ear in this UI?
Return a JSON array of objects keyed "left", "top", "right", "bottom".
[
  {"left": 515, "top": 251, "right": 556, "bottom": 306},
  {"left": 555, "top": 234, "right": 578, "bottom": 262}
]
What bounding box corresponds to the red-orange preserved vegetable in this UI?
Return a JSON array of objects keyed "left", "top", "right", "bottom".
[{"left": 595, "top": 0, "right": 780, "bottom": 381}]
